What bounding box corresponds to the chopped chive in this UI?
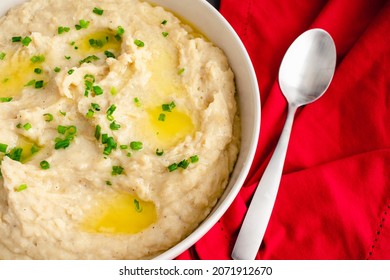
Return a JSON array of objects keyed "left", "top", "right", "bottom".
[
  {"left": 115, "top": 26, "right": 125, "bottom": 41},
  {"left": 158, "top": 113, "right": 166, "bottom": 121},
  {"left": 58, "top": 26, "right": 70, "bottom": 34},
  {"left": 161, "top": 19, "right": 168, "bottom": 25},
  {"left": 120, "top": 145, "right": 128, "bottom": 150},
  {"left": 54, "top": 67, "right": 61, "bottom": 73},
  {"left": 0, "top": 143, "right": 8, "bottom": 153},
  {"left": 16, "top": 123, "right": 22, "bottom": 129},
  {"left": 86, "top": 109, "right": 95, "bottom": 118},
  {"left": 12, "top": 36, "right": 22, "bottom": 42},
  {"left": 111, "top": 166, "right": 124, "bottom": 176},
  {"left": 79, "top": 55, "right": 99, "bottom": 64},
  {"left": 59, "top": 110, "right": 66, "bottom": 116},
  {"left": 54, "top": 139, "right": 70, "bottom": 149},
  {"left": 104, "top": 50, "right": 115, "bottom": 58},
  {"left": 133, "top": 97, "right": 141, "bottom": 107},
  {"left": 168, "top": 163, "right": 178, "bottom": 172},
  {"left": 178, "top": 68, "right": 185, "bottom": 75},
  {"left": 93, "top": 85, "right": 103, "bottom": 95},
  {"left": 43, "top": 113, "right": 53, "bottom": 122},
  {"left": 134, "top": 39, "right": 145, "bottom": 47},
  {"left": 134, "top": 199, "right": 143, "bottom": 213},
  {"left": 6, "top": 147, "right": 23, "bottom": 162},
  {"left": 110, "top": 87, "right": 118, "bottom": 96},
  {"left": 94, "top": 125, "right": 101, "bottom": 140},
  {"left": 57, "top": 125, "right": 67, "bottom": 134},
  {"left": 93, "top": 7, "right": 104, "bottom": 15},
  {"left": 34, "top": 68, "right": 42, "bottom": 74},
  {"left": 91, "top": 103, "right": 101, "bottom": 111},
  {"left": 23, "top": 123, "right": 32, "bottom": 131},
  {"left": 21, "top": 36, "right": 32, "bottom": 46},
  {"left": 30, "top": 144, "right": 39, "bottom": 154},
  {"left": 34, "top": 80, "right": 44, "bottom": 88},
  {"left": 75, "top": 19, "right": 90, "bottom": 30},
  {"left": 162, "top": 101, "right": 176, "bottom": 112},
  {"left": 65, "top": 56, "right": 71, "bottom": 60},
  {"left": 178, "top": 159, "right": 190, "bottom": 169},
  {"left": 0, "top": 97, "right": 13, "bottom": 103},
  {"left": 0, "top": 52, "right": 6, "bottom": 60},
  {"left": 106, "top": 180, "right": 112, "bottom": 186},
  {"left": 15, "top": 184, "right": 27, "bottom": 192},
  {"left": 67, "top": 69, "right": 74, "bottom": 75},
  {"left": 190, "top": 155, "right": 199, "bottom": 163},
  {"left": 40, "top": 160, "right": 50, "bottom": 170},
  {"left": 156, "top": 149, "right": 164, "bottom": 156},
  {"left": 106, "top": 104, "right": 116, "bottom": 120},
  {"left": 162, "top": 32, "right": 169, "bottom": 37},
  {"left": 109, "top": 121, "right": 121, "bottom": 130},
  {"left": 130, "top": 141, "right": 143, "bottom": 151},
  {"left": 101, "top": 133, "right": 108, "bottom": 144},
  {"left": 126, "top": 152, "right": 132, "bottom": 157},
  {"left": 30, "top": 55, "right": 45, "bottom": 63},
  {"left": 25, "top": 79, "right": 35, "bottom": 87}
]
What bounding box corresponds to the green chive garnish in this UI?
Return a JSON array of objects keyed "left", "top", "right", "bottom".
[
  {"left": 162, "top": 101, "right": 176, "bottom": 112},
  {"left": 23, "top": 123, "right": 32, "bottom": 131},
  {"left": 111, "top": 166, "right": 124, "bottom": 176},
  {"left": 109, "top": 121, "right": 121, "bottom": 130},
  {"left": 40, "top": 160, "right": 50, "bottom": 170},
  {"left": 93, "top": 7, "right": 104, "bottom": 15},
  {"left": 34, "top": 68, "right": 42, "bottom": 74},
  {"left": 94, "top": 125, "right": 101, "bottom": 140},
  {"left": 0, "top": 52, "right": 6, "bottom": 60},
  {"left": 0, "top": 143, "right": 8, "bottom": 153},
  {"left": 190, "top": 155, "right": 199, "bottom": 163},
  {"left": 104, "top": 50, "right": 115, "bottom": 58},
  {"left": 178, "top": 68, "right": 185, "bottom": 75},
  {"left": 134, "top": 199, "right": 142, "bottom": 213},
  {"left": 43, "top": 113, "right": 53, "bottom": 122},
  {"left": 162, "top": 32, "right": 169, "bottom": 37},
  {"left": 156, "top": 149, "right": 164, "bottom": 156},
  {"left": 12, "top": 36, "right": 22, "bottom": 42},
  {"left": 30, "top": 55, "right": 45, "bottom": 63},
  {"left": 0, "top": 97, "right": 13, "bottom": 103},
  {"left": 15, "top": 184, "right": 27, "bottom": 192},
  {"left": 178, "top": 159, "right": 190, "bottom": 169},
  {"left": 58, "top": 26, "right": 70, "bottom": 34},
  {"left": 75, "top": 19, "right": 90, "bottom": 30},
  {"left": 134, "top": 39, "right": 145, "bottom": 47},
  {"left": 130, "top": 141, "right": 143, "bottom": 151},
  {"left": 34, "top": 80, "right": 44, "bottom": 88},
  {"left": 79, "top": 55, "right": 99, "bottom": 65},
  {"left": 168, "top": 163, "right": 178, "bottom": 172},
  {"left": 54, "top": 67, "right": 61, "bottom": 73},
  {"left": 158, "top": 113, "right": 166, "bottom": 121},
  {"left": 21, "top": 36, "right": 32, "bottom": 46}
]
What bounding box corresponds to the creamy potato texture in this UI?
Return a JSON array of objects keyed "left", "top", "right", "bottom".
[{"left": 0, "top": 0, "right": 239, "bottom": 259}]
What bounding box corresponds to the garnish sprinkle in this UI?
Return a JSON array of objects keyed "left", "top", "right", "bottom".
[{"left": 93, "top": 7, "right": 104, "bottom": 15}]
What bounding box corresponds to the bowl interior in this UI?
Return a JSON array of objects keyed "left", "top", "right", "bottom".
[{"left": 0, "top": 0, "right": 260, "bottom": 260}]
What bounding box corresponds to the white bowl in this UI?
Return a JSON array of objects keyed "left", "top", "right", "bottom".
[{"left": 0, "top": 0, "right": 260, "bottom": 260}]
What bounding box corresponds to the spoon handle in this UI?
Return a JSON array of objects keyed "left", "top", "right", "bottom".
[{"left": 232, "top": 105, "right": 297, "bottom": 260}]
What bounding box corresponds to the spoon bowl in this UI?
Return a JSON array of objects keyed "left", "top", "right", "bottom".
[
  {"left": 232, "top": 28, "right": 336, "bottom": 260},
  {"left": 279, "top": 29, "right": 337, "bottom": 107}
]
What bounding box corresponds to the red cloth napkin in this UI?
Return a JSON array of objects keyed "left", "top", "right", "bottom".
[{"left": 177, "top": 0, "right": 390, "bottom": 260}]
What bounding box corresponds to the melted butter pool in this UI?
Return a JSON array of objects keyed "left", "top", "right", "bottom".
[
  {"left": 0, "top": 52, "right": 40, "bottom": 98},
  {"left": 83, "top": 192, "right": 157, "bottom": 234},
  {"left": 76, "top": 29, "right": 122, "bottom": 56},
  {"left": 146, "top": 106, "right": 195, "bottom": 148}
]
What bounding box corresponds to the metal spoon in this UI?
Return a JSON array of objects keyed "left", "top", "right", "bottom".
[{"left": 232, "top": 28, "right": 336, "bottom": 260}]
